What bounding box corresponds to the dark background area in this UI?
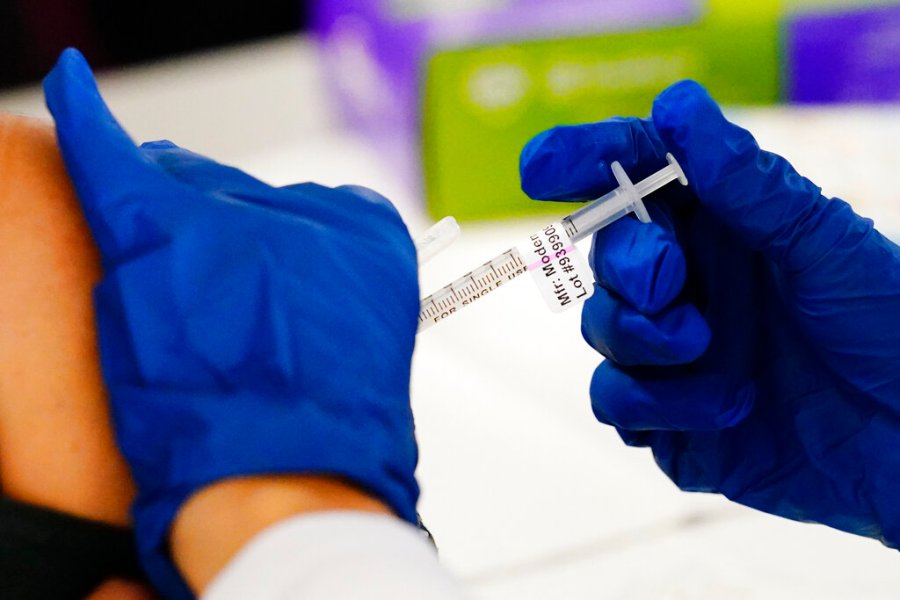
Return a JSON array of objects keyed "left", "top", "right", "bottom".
[{"left": 0, "top": 0, "right": 309, "bottom": 89}]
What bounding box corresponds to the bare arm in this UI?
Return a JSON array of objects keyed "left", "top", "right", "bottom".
[
  {"left": 0, "top": 113, "right": 135, "bottom": 525},
  {"left": 0, "top": 114, "right": 149, "bottom": 599}
]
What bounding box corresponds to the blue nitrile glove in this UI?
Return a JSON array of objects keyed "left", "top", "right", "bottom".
[
  {"left": 44, "top": 49, "right": 420, "bottom": 599},
  {"left": 520, "top": 80, "right": 900, "bottom": 548}
]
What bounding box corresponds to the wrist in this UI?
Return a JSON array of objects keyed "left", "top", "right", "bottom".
[{"left": 170, "top": 475, "right": 392, "bottom": 594}]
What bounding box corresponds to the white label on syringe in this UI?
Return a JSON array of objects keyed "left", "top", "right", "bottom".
[{"left": 515, "top": 222, "right": 594, "bottom": 313}]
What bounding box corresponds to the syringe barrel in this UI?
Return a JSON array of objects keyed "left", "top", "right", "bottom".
[{"left": 561, "top": 188, "right": 631, "bottom": 243}]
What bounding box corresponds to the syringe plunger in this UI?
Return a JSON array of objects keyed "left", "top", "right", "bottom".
[{"left": 562, "top": 153, "right": 687, "bottom": 243}]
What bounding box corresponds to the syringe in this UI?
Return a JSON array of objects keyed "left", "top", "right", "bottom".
[{"left": 418, "top": 153, "right": 687, "bottom": 332}]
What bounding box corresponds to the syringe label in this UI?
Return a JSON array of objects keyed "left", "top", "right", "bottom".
[
  {"left": 515, "top": 222, "right": 594, "bottom": 313},
  {"left": 526, "top": 245, "right": 576, "bottom": 271}
]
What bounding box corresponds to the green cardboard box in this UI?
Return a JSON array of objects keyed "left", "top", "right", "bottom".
[{"left": 421, "top": 0, "right": 782, "bottom": 220}]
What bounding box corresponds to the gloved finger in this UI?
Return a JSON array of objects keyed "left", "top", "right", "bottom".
[
  {"left": 43, "top": 49, "right": 175, "bottom": 262},
  {"left": 519, "top": 117, "right": 667, "bottom": 201},
  {"left": 581, "top": 285, "right": 710, "bottom": 366},
  {"left": 334, "top": 184, "right": 403, "bottom": 217},
  {"left": 279, "top": 183, "right": 400, "bottom": 214},
  {"left": 140, "top": 145, "right": 401, "bottom": 227},
  {"left": 651, "top": 80, "right": 852, "bottom": 275},
  {"left": 589, "top": 202, "right": 685, "bottom": 314},
  {"left": 589, "top": 360, "right": 755, "bottom": 431},
  {"left": 140, "top": 141, "right": 356, "bottom": 222},
  {"left": 276, "top": 182, "right": 357, "bottom": 216},
  {"left": 279, "top": 182, "right": 319, "bottom": 193},
  {"left": 140, "top": 140, "right": 277, "bottom": 198},
  {"left": 275, "top": 183, "right": 413, "bottom": 254}
]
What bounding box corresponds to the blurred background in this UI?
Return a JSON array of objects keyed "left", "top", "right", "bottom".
[
  {"left": 0, "top": 0, "right": 309, "bottom": 88},
  {"left": 3, "top": 0, "right": 900, "bottom": 228},
  {"left": 3, "top": 1, "right": 900, "bottom": 598}
]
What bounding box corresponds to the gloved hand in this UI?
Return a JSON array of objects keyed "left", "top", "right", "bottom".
[
  {"left": 520, "top": 80, "right": 900, "bottom": 548},
  {"left": 44, "top": 49, "right": 421, "bottom": 599}
]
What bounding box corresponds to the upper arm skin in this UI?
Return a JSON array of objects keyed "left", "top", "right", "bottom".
[{"left": 0, "top": 113, "right": 135, "bottom": 526}]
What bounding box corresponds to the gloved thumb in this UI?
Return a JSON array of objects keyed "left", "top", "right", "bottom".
[
  {"left": 651, "top": 80, "right": 870, "bottom": 276},
  {"left": 44, "top": 48, "right": 171, "bottom": 265}
]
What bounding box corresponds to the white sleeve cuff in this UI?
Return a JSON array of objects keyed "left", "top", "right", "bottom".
[{"left": 202, "top": 511, "right": 467, "bottom": 600}]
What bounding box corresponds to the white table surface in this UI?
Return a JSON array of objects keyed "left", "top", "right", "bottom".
[{"left": 4, "top": 35, "right": 900, "bottom": 599}]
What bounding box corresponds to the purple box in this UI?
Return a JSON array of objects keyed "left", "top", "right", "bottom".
[{"left": 788, "top": 4, "right": 900, "bottom": 103}]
